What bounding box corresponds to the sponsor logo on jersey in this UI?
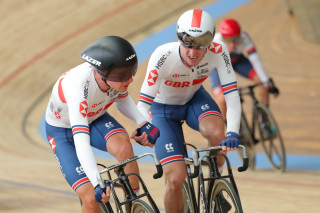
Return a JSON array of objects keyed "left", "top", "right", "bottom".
[
  {"left": 80, "top": 100, "right": 88, "bottom": 117},
  {"left": 107, "top": 88, "right": 118, "bottom": 97},
  {"left": 208, "top": 42, "right": 222, "bottom": 54},
  {"left": 201, "top": 104, "right": 210, "bottom": 111},
  {"left": 105, "top": 121, "right": 114, "bottom": 129},
  {"left": 76, "top": 166, "right": 85, "bottom": 175},
  {"left": 172, "top": 74, "right": 190, "bottom": 78},
  {"left": 81, "top": 54, "right": 101, "bottom": 66},
  {"left": 48, "top": 136, "right": 56, "bottom": 153},
  {"left": 54, "top": 154, "right": 65, "bottom": 176},
  {"left": 221, "top": 52, "right": 232, "bottom": 75},
  {"left": 196, "top": 68, "right": 209, "bottom": 75},
  {"left": 49, "top": 101, "right": 54, "bottom": 112},
  {"left": 87, "top": 100, "right": 115, "bottom": 117},
  {"left": 172, "top": 74, "right": 180, "bottom": 78},
  {"left": 164, "top": 76, "right": 208, "bottom": 88},
  {"left": 165, "top": 143, "right": 174, "bottom": 152},
  {"left": 155, "top": 50, "right": 172, "bottom": 69},
  {"left": 84, "top": 80, "right": 90, "bottom": 100},
  {"left": 147, "top": 69, "right": 158, "bottom": 86},
  {"left": 196, "top": 63, "right": 208, "bottom": 69},
  {"left": 55, "top": 111, "right": 61, "bottom": 119}
]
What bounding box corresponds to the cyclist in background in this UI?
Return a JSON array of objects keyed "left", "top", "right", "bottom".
[
  {"left": 209, "top": 18, "right": 270, "bottom": 120},
  {"left": 45, "top": 36, "right": 159, "bottom": 213},
  {"left": 137, "top": 9, "right": 241, "bottom": 213}
]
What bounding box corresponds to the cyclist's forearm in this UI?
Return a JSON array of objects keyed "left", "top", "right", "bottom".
[
  {"left": 74, "top": 133, "right": 99, "bottom": 187},
  {"left": 225, "top": 95, "right": 241, "bottom": 134}
]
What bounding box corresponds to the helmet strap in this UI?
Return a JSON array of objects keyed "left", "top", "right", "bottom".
[{"left": 101, "top": 77, "right": 111, "bottom": 88}]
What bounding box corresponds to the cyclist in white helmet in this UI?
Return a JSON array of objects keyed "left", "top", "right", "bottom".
[
  {"left": 45, "top": 36, "right": 160, "bottom": 213},
  {"left": 209, "top": 19, "right": 273, "bottom": 120},
  {"left": 137, "top": 9, "right": 241, "bottom": 213}
]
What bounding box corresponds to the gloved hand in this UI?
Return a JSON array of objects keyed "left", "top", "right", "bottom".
[
  {"left": 94, "top": 185, "right": 104, "bottom": 203},
  {"left": 268, "top": 86, "right": 280, "bottom": 96},
  {"left": 136, "top": 122, "right": 160, "bottom": 144},
  {"left": 220, "top": 132, "right": 240, "bottom": 149}
]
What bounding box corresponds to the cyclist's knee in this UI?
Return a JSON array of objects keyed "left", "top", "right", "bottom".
[
  {"left": 108, "top": 134, "right": 134, "bottom": 161},
  {"left": 164, "top": 162, "right": 186, "bottom": 192},
  {"left": 82, "top": 196, "right": 100, "bottom": 212},
  {"left": 199, "top": 116, "right": 225, "bottom": 144},
  {"left": 77, "top": 184, "right": 100, "bottom": 212}
]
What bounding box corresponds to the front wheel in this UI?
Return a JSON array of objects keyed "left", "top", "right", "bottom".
[
  {"left": 256, "top": 103, "right": 286, "bottom": 172},
  {"left": 182, "top": 181, "right": 194, "bottom": 213},
  {"left": 208, "top": 178, "right": 243, "bottom": 213},
  {"left": 131, "top": 199, "right": 155, "bottom": 213}
]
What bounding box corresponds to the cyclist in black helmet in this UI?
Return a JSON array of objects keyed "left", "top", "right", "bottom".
[{"left": 45, "top": 36, "right": 160, "bottom": 212}]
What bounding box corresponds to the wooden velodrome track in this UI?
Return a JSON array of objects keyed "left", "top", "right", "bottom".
[{"left": 0, "top": 0, "right": 319, "bottom": 212}]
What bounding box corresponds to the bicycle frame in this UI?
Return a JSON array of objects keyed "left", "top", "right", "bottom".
[
  {"left": 183, "top": 145, "right": 248, "bottom": 213},
  {"left": 239, "top": 78, "right": 280, "bottom": 145},
  {"left": 97, "top": 153, "right": 163, "bottom": 213},
  {"left": 240, "top": 85, "right": 260, "bottom": 144}
]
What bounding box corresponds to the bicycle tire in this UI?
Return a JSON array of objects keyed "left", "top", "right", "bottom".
[
  {"left": 239, "top": 113, "right": 256, "bottom": 170},
  {"left": 256, "top": 103, "right": 286, "bottom": 172},
  {"left": 208, "top": 178, "right": 243, "bottom": 213},
  {"left": 131, "top": 199, "right": 155, "bottom": 213},
  {"left": 100, "top": 202, "right": 113, "bottom": 213},
  {"left": 182, "top": 181, "right": 194, "bottom": 213}
]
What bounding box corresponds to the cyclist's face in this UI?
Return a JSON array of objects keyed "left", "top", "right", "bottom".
[
  {"left": 180, "top": 45, "right": 207, "bottom": 67},
  {"left": 222, "top": 36, "right": 240, "bottom": 52},
  {"left": 224, "top": 41, "right": 238, "bottom": 52},
  {"left": 107, "top": 77, "right": 133, "bottom": 93}
]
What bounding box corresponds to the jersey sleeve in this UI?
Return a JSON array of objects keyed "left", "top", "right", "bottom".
[
  {"left": 214, "top": 41, "right": 241, "bottom": 134},
  {"left": 62, "top": 75, "right": 100, "bottom": 187},
  {"left": 137, "top": 47, "right": 164, "bottom": 121},
  {"left": 242, "top": 32, "right": 269, "bottom": 84},
  {"left": 115, "top": 91, "right": 150, "bottom": 125}
]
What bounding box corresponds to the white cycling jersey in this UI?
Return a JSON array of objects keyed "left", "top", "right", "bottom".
[
  {"left": 46, "top": 62, "right": 146, "bottom": 187},
  {"left": 215, "top": 31, "right": 269, "bottom": 84},
  {"left": 138, "top": 41, "right": 241, "bottom": 134}
]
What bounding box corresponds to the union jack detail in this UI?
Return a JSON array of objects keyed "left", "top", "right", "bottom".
[
  {"left": 72, "top": 125, "right": 90, "bottom": 136},
  {"left": 221, "top": 81, "right": 238, "bottom": 95},
  {"left": 104, "top": 128, "right": 127, "bottom": 141},
  {"left": 139, "top": 93, "right": 154, "bottom": 105},
  {"left": 118, "top": 91, "right": 128, "bottom": 98},
  {"left": 72, "top": 177, "right": 90, "bottom": 191},
  {"left": 160, "top": 155, "right": 184, "bottom": 166},
  {"left": 198, "top": 111, "right": 222, "bottom": 121}
]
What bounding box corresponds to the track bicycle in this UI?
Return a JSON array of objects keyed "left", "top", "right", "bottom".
[
  {"left": 182, "top": 144, "right": 248, "bottom": 213},
  {"left": 80, "top": 152, "right": 163, "bottom": 213},
  {"left": 238, "top": 78, "right": 286, "bottom": 172}
]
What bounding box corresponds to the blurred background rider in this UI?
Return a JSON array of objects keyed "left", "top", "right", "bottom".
[{"left": 209, "top": 18, "right": 271, "bottom": 120}]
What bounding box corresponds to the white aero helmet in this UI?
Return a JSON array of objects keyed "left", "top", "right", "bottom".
[{"left": 177, "top": 9, "right": 215, "bottom": 49}]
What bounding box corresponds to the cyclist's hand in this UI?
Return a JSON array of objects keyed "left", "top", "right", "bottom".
[
  {"left": 268, "top": 86, "right": 280, "bottom": 97},
  {"left": 94, "top": 185, "right": 110, "bottom": 203},
  {"left": 220, "top": 132, "right": 240, "bottom": 151},
  {"left": 131, "top": 122, "right": 160, "bottom": 147}
]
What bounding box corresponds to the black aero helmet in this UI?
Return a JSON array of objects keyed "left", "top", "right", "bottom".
[{"left": 81, "top": 36, "right": 138, "bottom": 82}]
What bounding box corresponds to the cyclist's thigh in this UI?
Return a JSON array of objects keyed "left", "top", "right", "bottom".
[
  {"left": 151, "top": 105, "right": 186, "bottom": 166},
  {"left": 45, "top": 122, "right": 90, "bottom": 191},
  {"left": 185, "top": 86, "right": 223, "bottom": 131},
  {"left": 232, "top": 54, "right": 256, "bottom": 80},
  {"left": 90, "top": 112, "right": 128, "bottom": 152}
]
